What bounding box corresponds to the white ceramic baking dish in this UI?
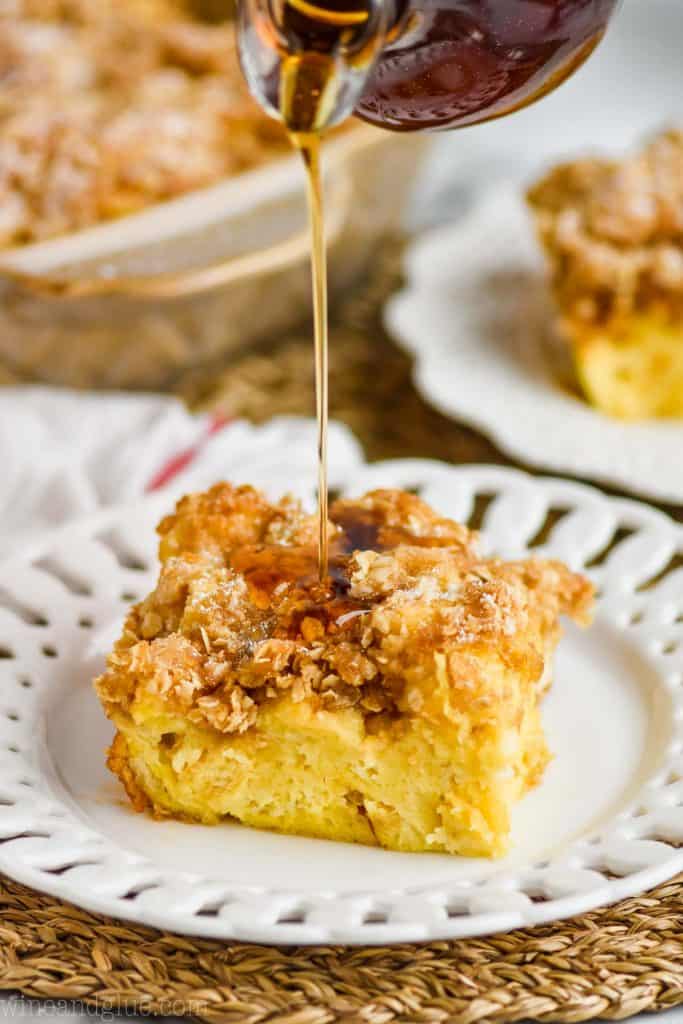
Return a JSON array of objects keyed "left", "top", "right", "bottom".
[{"left": 0, "top": 125, "right": 425, "bottom": 389}]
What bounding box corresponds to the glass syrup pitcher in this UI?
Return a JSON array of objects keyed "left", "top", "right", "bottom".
[{"left": 237, "top": 0, "right": 621, "bottom": 135}]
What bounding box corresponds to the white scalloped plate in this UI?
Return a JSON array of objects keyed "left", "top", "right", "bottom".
[
  {"left": 1, "top": 433, "right": 683, "bottom": 944},
  {"left": 385, "top": 188, "right": 683, "bottom": 505}
]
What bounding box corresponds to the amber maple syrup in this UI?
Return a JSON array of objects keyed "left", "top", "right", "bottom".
[
  {"left": 291, "top": 131, "right": 330, "bottom": 582},
  {"left": 227, "top": 501, "right": 413, "bottom": 632},
  {"left": 229, "top": 500, "right": 445, "bottom": 606},
  {"left": 276, "top": 19, "right": 371, "bottom": 583}
]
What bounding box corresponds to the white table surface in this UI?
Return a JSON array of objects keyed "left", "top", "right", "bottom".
[{"left": 2, "top": 1, "right": 681, "bottom": 1021}]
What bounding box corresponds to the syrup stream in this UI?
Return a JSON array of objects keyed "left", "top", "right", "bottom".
[{"left": 291, "top": 132, "right": 329, "bottom": 581}]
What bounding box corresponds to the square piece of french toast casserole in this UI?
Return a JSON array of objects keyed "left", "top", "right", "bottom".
[{"left": 95, "top": 485, "right": 593, "bottom": 857}]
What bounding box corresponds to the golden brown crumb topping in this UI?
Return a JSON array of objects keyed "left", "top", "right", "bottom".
[
  {"left": 0, "top": 1, "right": 289, "bottom": 246},
  {"left": 528, "top": 129, "right": 683, "bottom": 326},
  {"left": 96, "top": 485, "right": 594, "bottom": 736}
]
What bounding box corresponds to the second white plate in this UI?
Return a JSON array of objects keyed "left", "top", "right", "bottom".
[{"left": 386, "top": 188, "right": 683, "bottom": 506}]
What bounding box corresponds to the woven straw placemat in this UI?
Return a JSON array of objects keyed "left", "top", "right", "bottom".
[
  {"left": 0, "top": 874, "right": 681, "bottom": 1022},
  {"left": 1, "top": 239, "right": 682, "bottom": 1021}
]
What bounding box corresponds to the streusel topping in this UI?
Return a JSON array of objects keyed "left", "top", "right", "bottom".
[
  {"left": 528, "top": 129, "right": 683, "bottom": 325},
  {"left": 96, "top": 485, "right": 593, "bottom": 735}
]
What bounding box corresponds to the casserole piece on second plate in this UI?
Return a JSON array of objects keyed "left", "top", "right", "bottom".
[{"left": 528, "top": 129, "right": 683, "bottom": 420}]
